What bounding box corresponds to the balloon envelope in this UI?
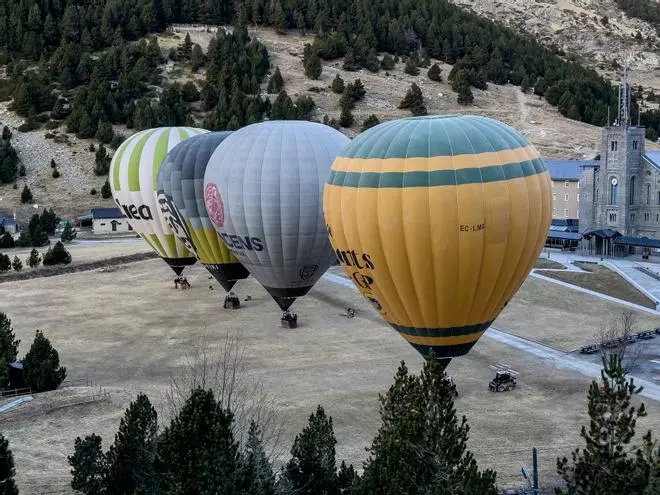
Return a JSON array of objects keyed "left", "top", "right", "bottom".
[
  {"left": 323, "top": 115, "right": 552, "bottom": 364},
  {"left": 110, "top": 126, "right": 209, "bottom": 275},
  {"left": 204, "top": 120, "right": 349, "bottom": 311},
  {"left": 156, "top": 132, "right": 250, "bottom": 291}
]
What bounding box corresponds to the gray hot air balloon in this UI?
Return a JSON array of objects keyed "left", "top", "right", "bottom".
[
  {"left": 203, "top": 120, "right": 349, "bottom": 313},
  {"left": 156, "top": 132, "right": 250, "bottom": 293}
]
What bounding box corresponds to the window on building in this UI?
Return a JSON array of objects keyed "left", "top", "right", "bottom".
[
  {"left": 564, "top": 193, "right": 569, "bottom": 201},
  {"left": 645, "top": 212, "right": 650, "bottom": 222},
  {"left": 564, "top": 181, "right": 569, "bottom": 188},
  {"left": 633, "top": 140, "right": 638, "bottom": 150},
  {"left": 609, "top": 212, "right": 617, "bottom": 222},
  {"left": 553, "top": 192, "right": 557, "bottom": 200},
  {"left": 631, "top": 213, "right": 635, "bottom": 221},
  {"left": 611, "top": 141, "right": 618, "bottom": 151},
  {"left": 610, "top": 178, "right": 618, "bottom": 204},
  {"left": 577, "top": 194, "right": 580, "bottom": 202},
  {"left": 630, "top": 176, "right": 636, "bottom": 205},
  {"left": 564, "top": 208, "right": 569, "bottom": 217},
  {"left": 648, "top": 184, "right": 651, "bottom": 204},
  {"left": 657, "top": 214, "right": 659, "bottom": 222},
  {"left": 577, "top": 182, "right": 580, "bottom": 189}
]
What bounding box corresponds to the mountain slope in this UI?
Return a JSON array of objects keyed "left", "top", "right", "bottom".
[{"left": 1, "top": 23, "right": 658, "bottom": 221}]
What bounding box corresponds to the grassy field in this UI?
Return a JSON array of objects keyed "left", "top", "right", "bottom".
[
  {"left": 541, "top": 262, "right": 656, "bottom": 309},
  {"left": 495, "top": 276, "right": 660, "bottom": 350},
  {"left": 534, "top": 258, "right": 566, "bottom": 270},
  {"left": 1, "top": 249, "right": 659, "bottom": 492}
]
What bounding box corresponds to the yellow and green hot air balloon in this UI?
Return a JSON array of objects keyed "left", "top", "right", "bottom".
[
  {"left": 109, "top": 126, "right": 209, "bottom": 275},
  {"left": 323, "top": 115, "right": 552, "bottom": 366},
  {"left": 156, "top": 132, "right": 250, "bottom": 292}
]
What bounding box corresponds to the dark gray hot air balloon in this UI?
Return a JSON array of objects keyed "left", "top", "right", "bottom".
[
  {"left": 203, "top": 121, "right": 349, "bottom": 315},
  {"left": 156, "top": 132, "right": 250, "bottom": 292}
]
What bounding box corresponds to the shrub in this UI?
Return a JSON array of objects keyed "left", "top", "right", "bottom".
[
  {"left": 26, "top": 248, "right": 40, "bottom": 269},
  {"left": 0, "top": 232, "right": 15, "bottom": 248},
  {"left": 90, "top": 188, "right": 97, "bottom": 195},
  {"left": 0, "top": 253, "right": 10, "bottom": 272},
  {"left": 52, "top": 168, "right": 60, "bottom": 178}
]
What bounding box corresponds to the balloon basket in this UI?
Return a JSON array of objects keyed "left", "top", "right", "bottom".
[
  {"left": 223, "top": 293, "right": 241, "bottom": 310},
  {"left": 281, "top": 311, "right": 298, "bottom": 329}
]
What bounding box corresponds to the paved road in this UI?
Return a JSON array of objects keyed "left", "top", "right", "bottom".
[{"left": 321, "top": 270, "right": 660, "bottom": 403}]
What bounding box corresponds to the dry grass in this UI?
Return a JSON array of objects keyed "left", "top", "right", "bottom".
[
  {"left": 534, "top": 258, "right": 566, "bottom": 269},
  {"left": 494, "top": 276, "right": 660, "bottom": 350},
  {"left": 1, "top": 243, "right": 659, "bottom": 491},
  {"left": 542, "top": 262, "right": 656, "bottom": 309}
]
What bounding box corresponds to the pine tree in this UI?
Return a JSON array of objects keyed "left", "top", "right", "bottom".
[
  {"left": 360, "top": 356, "right": 498, "bottom": 494},
  {"left": 181, "top": 33, "right": 193, "bottom": 59},
  {"left": 2, "top": 126, "right": 11, "bottom": 140},
  {"left": 94, "top": 144, "right": 111, "bottom": 175},
  {"left": 52, "top": 168, "right": 60, "bottom": 178},
  {"left": 181, "top": 82, "right": 200, "bottom": 102},
  {"left": 68, "top": 434, "right": 108, "bottom": 495},
  {"left": 428, "top": 63, "right": 442, "bottom": 82},
  {"left": 0, "top": 434, "right": 19, "bottom": 495},
  {"left": 22, "top": 329, "right": 67, "bottom": 392},
  {"left": 331, "top": 74, "right": 345, "bottom": 94},
  {"left": 399, "top": 83, "right": 427, "bottom": 115},
  {"left": 190, "top": 44, "right": 205, "bottom": 72},
  {"left": 60, "top": 223, "right": 76, "bottom": 243},
  {"left": 521, "top": 75, "right": 531, "bottom": 93},
  {"left": 241, "top": 421, "right": 275, "bottom": 495},
  {"left": 0, "top": 254, "right": 9, "bottom": 272},
  {"left": 279, "top": 405, "right": 340, "bottom": 495},
  {"left": 155, "top": 388, "right": 242, "bottom": 493},
  {"left": 21, "top": 185, "right": 33, "bottom": 203},
  {"left": 557, "top": 355, "right": 658, "bottom": 494},
  {"left": 267, "top": 67, "right": 284, "bottom": 94},
  {"left": 78, "top": 112, "right": 97, "bottom": 139},
  {"left": 339, "top": 106, "right": 354, "bottom": 128},
  {"left": 0, "top": 312, "right": 20, "bottom": 382},
  {"left": 96, "top": 120, "right": 114, "bottom": 144},
  {"left": 11, "top": 256, "right": 22, "bottom": 272},
  {"left": 343, "top": 48, "right": 359, "bottom": 71},
  {"left": 362, "top": 114, "right": 380, "bottom": 131},
  {"left": 43, "top": 241, "right": 72, "bottom": 265},
  {"left": 50, "top": 159, "right": 56, "bottom": 168},
  {"left": 304, "top": 45, "right": 322, "bottom": 80},
  {"left": 380, "top": 54, "right": 395, "bottom": 71},
  {"left": 0, "top": 232, "right": 15, "bottom": 249},
  {"left": 27, "top": 248, "right": 40, "bottom": 269},
  {"left": 18, "top": 164, "right": 25, "bottom": 177},
  {"left": 404, "top": 56, "right": 420, "bottom": 76},
  {"left": 101, "top": 179, "right": 112, "bottom": 199},
  {"left": 106, "top": 394, "right": 158, "bottom": 494}
]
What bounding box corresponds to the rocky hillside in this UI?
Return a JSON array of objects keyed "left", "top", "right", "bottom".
[
  {"left": 1, "top": 19, "right": 659, "bottom": 221},
  {"left": 452, "top": 0, "right": 660, "bottom": 94}
]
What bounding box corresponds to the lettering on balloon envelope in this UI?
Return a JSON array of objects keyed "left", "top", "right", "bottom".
[
  {"left": 334, "top": 247, "right": 386, "bottom": 315},
  {"left": 156, "top": 192, "right": 197, "bottom": 256}
]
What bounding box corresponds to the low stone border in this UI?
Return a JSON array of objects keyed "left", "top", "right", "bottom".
[{"left": 0, "top": 251, "right": 157, "bottom": 283}]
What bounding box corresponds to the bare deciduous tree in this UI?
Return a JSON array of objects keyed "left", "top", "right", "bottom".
[
  {"left": 164, "top": 333, "right": 284, "bottom": 462},
  {"left": 596, "top": 311, "right": 644, "bottom": 372}
]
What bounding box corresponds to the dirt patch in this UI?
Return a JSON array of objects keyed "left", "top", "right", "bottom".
[
  {"left": 534, "top": 258, "right": 566, "bottom": 269},
  {"left": 0, "top": 251, "right": 157, "bottom": 283},
  {"left": 541, "top": 263, "right": 656, "bottom": 309}
]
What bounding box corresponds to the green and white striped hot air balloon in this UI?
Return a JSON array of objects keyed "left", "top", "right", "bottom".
[{"left": 110, "top": 126, "right": 209, "bottom": 275}]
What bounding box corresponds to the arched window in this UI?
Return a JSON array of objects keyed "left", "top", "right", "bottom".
[
  {"left": 629, "top": 176, "right": 635, "bottom": 205},
  {"left": 610, "top": 177, "right": 618, "bottom": 204},
  {"left": 647, "top": 184, "right": 651, "bottom": 204}
]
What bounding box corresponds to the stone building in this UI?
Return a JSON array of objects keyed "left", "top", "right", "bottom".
[{"left": 579, "top": 75, "right": 660, "bottom": 255}]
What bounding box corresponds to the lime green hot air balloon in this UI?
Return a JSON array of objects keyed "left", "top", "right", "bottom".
[
  {"left": 323, "top": 115, "right": 552, "bottom": 367},
  {"left": 110, "top": 127, "right": 209, "bottom": 275}
]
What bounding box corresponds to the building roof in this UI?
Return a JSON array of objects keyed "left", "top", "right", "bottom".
[
  {"left": 0, "top": 215, "right": 16, "bottom": 225},
  {"left": 547, "top": 231, "right": 582, "bottom": 241},
  {"left": 643, "top": 151, "right": 660, "bottom": 172},
  {"left": 544, "top": 159, "right": 597, "bottom": 180},
  {"left": 91, "top": 208, "right": 124, "bottom": 220},
  {"left": 582, "top": 228, "right": 621, "bottom": 238},
  {"left": 613, "top": 236, "right": 660, "bottom": 248}
]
